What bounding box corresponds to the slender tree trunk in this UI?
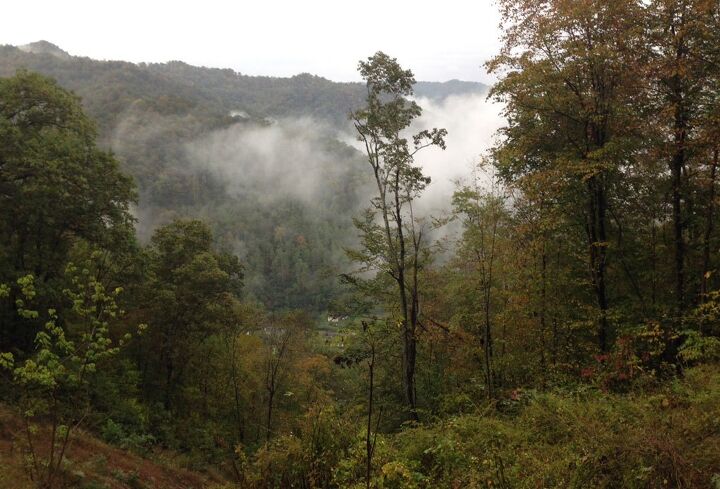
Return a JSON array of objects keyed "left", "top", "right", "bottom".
[
  {"left": 368, "top": 146, "right": 418, "bottom": 421},
  {"left": 552, "top": 245, "right": 562, "bottom": 363},
  {"left": 671, "top": 127, "right": 686, "bottom": 316},
  {"left": 587, "top": 176, "right": 610, "bottom": 352},
  {"left": 164, "top": 353, "right": 174, "bottom": 411},
  {"left": 596, "top": 180, "right": 609, "bottom": 352},
  {"left": 651, "top": 223, "right": 658, "bottom": 306},
  {"left": 365, "top": 344, "right": 375, "bottom": 489},
  {"left": 479, "top": 201, "right": 499, "bottom": 399},
  {"left": 701, "top": 148, "right": 718, "bottom": 305},
  {"left": 229, "top": 336, "right": 245, "bottom": 443},
  {"left": 483, "top": 307, "right": 493, "bottom": 399},
  {"left": 669, "top": 15, "right": 689, "bottom": 317},
  {"left": 540, "top": 244, "right": 548, "bottom": 369},
  {"left": 394, "top": 168, "right": 418, "bottom": 420},
  {"left": 482, "top": 256, "right": 494, "bottom": 398},
  {"left": 266, "top": 384, "right": 274, "bottom": 443}
]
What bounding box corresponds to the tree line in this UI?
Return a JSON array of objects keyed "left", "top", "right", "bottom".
[{"left": 1, "top": 0, "right": 720, "bottom": 487}]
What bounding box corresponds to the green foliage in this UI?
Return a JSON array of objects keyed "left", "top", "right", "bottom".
[
  {"left": 2, "top": 19, "right": 720, "bottom": 489},
  {"left": 0, "top": 267, "right": 140, "bottom": 489},
  {"left": 134, "top": 219, "right": 243, "bottom": 433},
  {"left": 242, "top": 364, "right": 720, "bottom": 488},
  {"left": 0, "top": 45, "right": 376, "bottom": 314},
  {"left": 0, "top": 70, "right": 136, "bottom": 354},
  {"left": 244, "top": 405, "right": 355, "bottom": 488},
  {"left": 100, "top": 419, "right": 155, "bottom": 454},
  {"left": 679, "top": 330, "right": 720, "bottom": 363}
]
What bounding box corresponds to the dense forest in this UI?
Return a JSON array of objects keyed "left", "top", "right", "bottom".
[
  {"left": 0, "top": 40, "right": 486, "bottom": 313},
  {"left": 1, "top": 1, "right": 720, "bottom": 488}
]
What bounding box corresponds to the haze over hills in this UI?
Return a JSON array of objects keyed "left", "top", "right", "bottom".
[
  {"left": 0, "top": 41, "right": 496, "bottom": 311},
  {"left": 17, "top": 40, "right": 72, "bottom": 59},
  {"left": 0, "top": 41, "right": 488, "bottom": 128},
  {"left": 4, "top": 2, "right": 720, "bottom": 485}
]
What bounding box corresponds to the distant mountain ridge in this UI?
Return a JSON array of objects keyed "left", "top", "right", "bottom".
[
  {"left": 0, "top": 41, "right": 487, "bottom": 127},
  {"left": 17, "top": 40, "right": 72, "bottom": 59}
]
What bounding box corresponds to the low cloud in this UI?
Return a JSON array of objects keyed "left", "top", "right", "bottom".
[
  {"left": 114, "top": 92, "right": 504, "bottom": 248},
  {"left": 410, "top": 93, "right": 504, "bottom": 214},
  {"left": 185, "top": 117, "right": 366, "bottom": 206}
]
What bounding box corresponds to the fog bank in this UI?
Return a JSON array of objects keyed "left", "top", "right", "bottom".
[{"left": 410, "top": 93, "right": 504, "bottom": 214}]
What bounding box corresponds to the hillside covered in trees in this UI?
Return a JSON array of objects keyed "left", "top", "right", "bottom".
[
  {"left": 0, "top": 42, "right": 487, "bottom": 312},
  {"left": 1, "top": 1, "right": 720, "bottom": 488}
]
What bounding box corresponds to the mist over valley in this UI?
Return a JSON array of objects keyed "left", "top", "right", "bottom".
[
  {"left": 0, "top": 41, "right": 500, "bottom": 310},
  {"left": 2, "top": 3, "right": 719, "bottom": 486}
]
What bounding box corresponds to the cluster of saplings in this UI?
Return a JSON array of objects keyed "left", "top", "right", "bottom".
[{"left": 2, "top": 0, "right": 720, "bottom": 488}]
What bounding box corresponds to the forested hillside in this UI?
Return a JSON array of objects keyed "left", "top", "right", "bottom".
[
  {"left": 0, "top": 42, "right": 487, "bottom": 128},
  {"left": 1, "top": 1, "right": 720, "bottom": 488},
  {"left": 0, "top": 42, "right": 486, "bottom": 312}
]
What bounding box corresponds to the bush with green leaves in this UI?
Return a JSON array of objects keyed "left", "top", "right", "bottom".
[{"left": 0, "top": 265, "right": 144, "bottom": 489}]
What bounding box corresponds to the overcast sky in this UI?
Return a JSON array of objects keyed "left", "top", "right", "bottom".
[{"left": 1, "top": 0, "right": 502, "bottom": 83}]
